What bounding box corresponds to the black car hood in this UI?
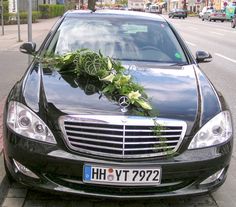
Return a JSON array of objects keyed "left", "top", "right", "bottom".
[
  {"left": 42, "top": 65, "right": 198, "bottom": 118},
  {"left": 23, "top": 63, "right": 222, "bottom": 135}
]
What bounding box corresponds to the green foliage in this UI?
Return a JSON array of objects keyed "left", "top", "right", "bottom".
[
  {"left": 41, "top": 49, "right": 152, "bottom": 112},
  {"left": 3, "top": 11, "right": 41, "bottom": 24},
  {"left": 39, "top": 4, "right": 65, "bottom": 19},
  {"left": 2, "top": 1, "right": 9, "bottom": 14},
  {"left": 64, "top": 2, "right": 76, "bottom": 10},
  {"left": 115, "top": 0, "right": 128, "bottom": 6},
  {"left": 88, "top": 0, "right": 96, "bottom": 11},
  {"left": 153, "top": 120, "right": 177, "bottom": 157}
]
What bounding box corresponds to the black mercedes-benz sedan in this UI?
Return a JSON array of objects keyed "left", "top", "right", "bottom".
[{"left": 3, "top": 10, "right": 233, "bottom": 199}]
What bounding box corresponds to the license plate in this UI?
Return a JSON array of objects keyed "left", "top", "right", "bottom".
[{"left": 83, "top": 164, "right": 161, "bottom": 186}]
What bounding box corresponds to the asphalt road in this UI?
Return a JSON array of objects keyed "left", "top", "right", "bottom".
[{"left": 1, "top": 16, "right": 236, "bottom": 207}]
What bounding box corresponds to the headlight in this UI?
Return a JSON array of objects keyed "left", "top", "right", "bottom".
[
  {"left": 7, "top": 101, "right": 57, "bottom": 144},
  {"left": 188, "top": 111, "right": 232, "bottom": 149}
]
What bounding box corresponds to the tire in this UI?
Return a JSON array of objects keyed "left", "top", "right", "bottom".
[
  {"left": 221, "top": 20, "right": 224, "bottom": 22},
  {"left": 214, "top": 20, "right": 216, "bottom": 22},
  {"left": 202, "top": 18, "right": 204, "bottom": 21}
]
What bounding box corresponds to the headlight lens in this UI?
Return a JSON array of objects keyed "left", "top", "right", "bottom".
[
  {"left": 188, "top": 111, "right": 232, "bottom": 149},
  {"left": 7, "top": 101, "right": 57, "bottom": 144}
]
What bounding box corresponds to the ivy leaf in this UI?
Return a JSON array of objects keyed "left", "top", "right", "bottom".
[
  {"left": 102, "top": 84, "right": 115, "bottom": 94},
  {"left": 63, "top": 53, "right": 73, "bottom": 62}
]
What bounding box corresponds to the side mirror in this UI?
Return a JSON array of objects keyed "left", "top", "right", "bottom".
[
  {"left": 196, "top": 51, "right": 212, "bottom": 63},
  {"left": 20, "top": 42, "right": 36, "bottom": 55}
]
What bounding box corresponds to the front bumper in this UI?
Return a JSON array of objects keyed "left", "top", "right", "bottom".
[
  {"left": 3, "top": 130, "right": 233, "bottom": 199},
  {"left": 209, "top": 16, "right": 226, "bottom": 21}
]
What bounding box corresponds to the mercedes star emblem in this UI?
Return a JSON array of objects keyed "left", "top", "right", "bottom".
[{"left": 118, "top": 96, "right": 130, "bottom": 112}]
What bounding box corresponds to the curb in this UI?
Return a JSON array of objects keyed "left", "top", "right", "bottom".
[
  {"left": 0, "top": 97, "right": 6, "bottom": 154},
  {"left": 0, "top": 155, "right": 10, "bottom": 206},
  {"left": 0, "top": 98, "right": 9, "bottom": 206}
]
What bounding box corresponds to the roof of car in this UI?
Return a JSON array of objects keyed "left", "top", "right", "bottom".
[{"left": 64, "top": 9, "right": 166, "bottom": 22}]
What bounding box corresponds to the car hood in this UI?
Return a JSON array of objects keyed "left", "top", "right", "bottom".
[{"left": 23, "top": 63, "right": 221, "bottom": 135}]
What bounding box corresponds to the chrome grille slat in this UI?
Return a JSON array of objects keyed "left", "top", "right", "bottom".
[
  {"left": 60, "top": 115, "right": 187, "bottom": 159},
  {"left": 66, "top": 124, "right": 182, "bottom": 133},
  {"left": 66, "top": 130, "right": 123, "bottom": 138},
  {"left": 65, "top": 125, "right": 124, "bottom": 132},
  {"left": 70, "top": 141, "right": 123, "bottom": 151},
  {"left": 68, "top": 136, "right": 123, "bottom": 144},
  {"left": 125, "top": 129, "right": 182, "bottom": 132},
  {"left": 124, "top": 140, "right": 178, "bottom": 145},
  {"left": 124, "top": 146, "right": 175, "bottom": 151},
  {"left": 119, "top": 135, "right": 180, "bottom": 138}
]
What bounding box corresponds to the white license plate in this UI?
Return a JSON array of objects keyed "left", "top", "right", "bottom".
[{"left": 83, "top": 164, "right": 161, "bottom": 186}]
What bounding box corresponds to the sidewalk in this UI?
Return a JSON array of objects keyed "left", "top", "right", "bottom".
[
  {"left": 0, "top": 17, "right": 59, "bottom": 206},
  {"left": 0, "top": 17, "right": 59, "bottom": 153},
  {"left": 0, "top": 17, "right": 59, "bottom": 51}
]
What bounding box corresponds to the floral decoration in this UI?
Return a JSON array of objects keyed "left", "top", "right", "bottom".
[{"left": 41, "top": 49, "right": 152, "bottom": 112}]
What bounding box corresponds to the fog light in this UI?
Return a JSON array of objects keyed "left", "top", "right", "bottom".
[
  {"left": 13, "top": 159, "right": 39, "bottom": 179},
  {"left": 200, "top": 168, "right": 225, "bottom": 185}
]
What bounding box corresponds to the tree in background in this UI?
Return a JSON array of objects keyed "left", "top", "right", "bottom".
[
  {"left": 88, "top": 0, "right": 95, "bottom": 10},
  {"left": 116, "top": 0, "right": 127, "bottom": 6}
]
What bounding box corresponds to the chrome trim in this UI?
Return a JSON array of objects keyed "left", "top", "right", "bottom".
[
  {"left": 122, "top": 124, "right": 126, "bottom": 158},
  {"left": 59, "top": 115, "right": 187, "bottom": 159},
  {"left": 59, "top": 177, "right": 182, "bottom": 187}
]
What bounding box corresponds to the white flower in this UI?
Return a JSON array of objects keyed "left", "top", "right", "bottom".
[
  {"left": 136, "top": 99, "right": 152, "bottom": 110},
  {"left": 107, "top": 58, "right": 112, "bottom": 70},
  {"left": 100, "top": 73, "right": 115, "bottom": 82},
  {"left": 128, "top": 90, "right": 141, "bottom": 104}
]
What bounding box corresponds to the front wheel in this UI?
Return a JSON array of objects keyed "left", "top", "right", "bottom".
[{"left": 221, "top": 20, "right": 224, "bottom": 22}]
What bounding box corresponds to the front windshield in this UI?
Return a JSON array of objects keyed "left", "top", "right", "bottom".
[{"left": 46, "top": 16, "right": 187, "bottom": 64}]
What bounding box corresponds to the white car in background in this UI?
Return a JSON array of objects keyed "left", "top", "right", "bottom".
[{"left": 199, "top": 6, "right": 210, "bottom": 18}]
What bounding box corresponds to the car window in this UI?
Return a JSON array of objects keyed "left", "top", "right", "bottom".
[
  {"left": 46, "top": 16, "right": 187, "bottom": 64},
  {"left": 206, "top": 9, "right": 213, "bottom": 13}
]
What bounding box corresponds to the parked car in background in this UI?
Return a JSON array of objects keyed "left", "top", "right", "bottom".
[
  {"left": 168, "top": 9, "right": 187, "bottom": 19},
  {"left": 202, "top": 9, "right": 226, "bottom": 22},
  {"left": 199, "top": 6, "right": 210, "bottom": 18},
  {"left": 128, "top": 0, "right": 145, "bottom": 11},
  {"left": 146, "top": 4, "right": 161, "bottom": 14},
  {"left": 3, "top": 10, "right": 233, "bottom": 199}
]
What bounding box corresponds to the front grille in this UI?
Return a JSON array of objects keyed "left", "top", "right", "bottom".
[{"left": 59, "top": 115, "right": 187, "bottom": 158}]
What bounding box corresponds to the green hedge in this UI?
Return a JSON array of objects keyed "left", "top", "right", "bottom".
[
  {"left": 3, "top": 11, "right": 41, "bottom": 24},
  {"left": 39, "top": 4, "right": 65, "bottom": 19}
]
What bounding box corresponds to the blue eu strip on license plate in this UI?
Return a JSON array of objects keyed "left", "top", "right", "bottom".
[
  {"left": 84, "top": 165, "right": 92, "bottom": 181},
  {"left": 83, "top": 164, "right": 161, "bottom": 186}
]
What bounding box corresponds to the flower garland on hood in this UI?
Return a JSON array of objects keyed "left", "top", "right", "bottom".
[{"left": 41, "top": 49, "right": 152, "bottom": 112}]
